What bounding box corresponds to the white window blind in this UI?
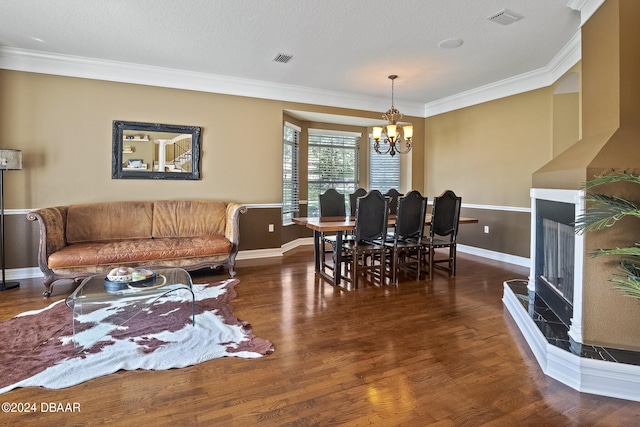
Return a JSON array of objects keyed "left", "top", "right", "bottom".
[
  {"left": 282, "top": 123, "right": 300, "bottom": 224},
  {"left": 307, "top": 130, "right": 360, "bottom": 217},
  {"left": 369, "top": 135, "right": 400, "bottom": 193}
]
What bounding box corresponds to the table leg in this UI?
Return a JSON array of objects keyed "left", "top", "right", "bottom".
[
  {"left": 333, "top": 232, "right": 342, "bottom": 285},
  {"left": 313, "top": 230, "right": 321, "bottom": 272}
]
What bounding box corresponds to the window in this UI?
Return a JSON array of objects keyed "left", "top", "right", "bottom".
[
  {"left": 369, "top": 135, "right": 400, "bottom": 193},
  {"left": 307, "top": 129, "right": 360, "bottom": 217},
  {"left": 282, "top": 122, "right": 300, "bottom": 224}
]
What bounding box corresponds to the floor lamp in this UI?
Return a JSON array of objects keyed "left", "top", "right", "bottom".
[{"left": 0, "top": 148, "right": 22, "bottom": 292}]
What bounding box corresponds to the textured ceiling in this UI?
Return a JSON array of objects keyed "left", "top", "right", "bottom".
[{"left": 0, "top": 0, "right": 582, "bottom": 108}]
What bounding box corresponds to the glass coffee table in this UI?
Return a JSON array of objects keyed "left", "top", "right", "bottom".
[{"left": 65, "top": 267, "right": 195, "bottom": 350}]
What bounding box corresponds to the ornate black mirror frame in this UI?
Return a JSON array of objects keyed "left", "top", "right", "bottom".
[{"left": 112, "top": 120, "right": 201, "bottom": 180}]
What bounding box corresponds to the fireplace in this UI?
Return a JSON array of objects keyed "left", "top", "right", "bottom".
[
  {"left": 535, "top": 199, "right": 576, "bottom": 326},
  {"left": 501, "top": 187, "right": 640, "bottom": 401},
  {"left": 502, "top": 0, "right": 640, "bottom": 401},
  {"left": 529, "top": 188, "right": 584, "bottom": 343}
]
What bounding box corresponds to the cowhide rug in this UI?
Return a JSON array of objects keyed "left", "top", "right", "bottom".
[{"left": 0, "top": 279, "right": 273, "bottom": 394}]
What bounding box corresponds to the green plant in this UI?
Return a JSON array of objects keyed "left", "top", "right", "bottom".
[{"left": 575, "top": 171, "right": 640, "bottom": 299}]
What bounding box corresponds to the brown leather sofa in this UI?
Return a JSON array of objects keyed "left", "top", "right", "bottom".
[{"left": 27, "top": 199, "right": 247, "bottom": 297}]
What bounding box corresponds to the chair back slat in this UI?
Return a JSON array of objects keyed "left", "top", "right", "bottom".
[
  {"left": 354, "top": 190, "right": 389, "bottom": 242},
  {"left": 430, "top": 190, "right": 462, "bottom": 242},
  {"left": 395, "top": 190, "right": 428, "bottom": 241},
  {"left": 319, "top": 188, "right": 346, "bottom": 217}
]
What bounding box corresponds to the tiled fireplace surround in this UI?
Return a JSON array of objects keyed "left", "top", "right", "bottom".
[{"left": 503, "top": 188, "right": 640, "bottom": 402}]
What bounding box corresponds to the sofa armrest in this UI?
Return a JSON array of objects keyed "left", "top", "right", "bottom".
[
  {"left": 225, "top": 203, "right": 247, "bottom": 246},
  {"left": 26, "top": 206, "right": 69, "bottom": 268}
]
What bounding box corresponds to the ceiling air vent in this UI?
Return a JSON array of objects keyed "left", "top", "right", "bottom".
[
  {"left": 273, "top": 53, "right": 293, "bottom": 64},
  {"left": 487, "top": 9, "right": 524, "bottom": 25}
]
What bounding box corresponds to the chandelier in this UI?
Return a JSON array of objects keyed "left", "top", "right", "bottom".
[{"left": 372, "top": 75, "right": 413, "bottom": 156}]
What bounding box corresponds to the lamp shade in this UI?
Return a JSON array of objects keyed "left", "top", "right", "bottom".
[
  {"left": 0, "top": 149, "right": 22, "bottom": 171},
  {"left": 403, "top": 125, "right": 414, "bottom": 140},
  {"left": 385, "top": 124, "right": 398, "bottom": 140},
  {"left": 372, "top": 127, "right": 383, "bottom": 141}
]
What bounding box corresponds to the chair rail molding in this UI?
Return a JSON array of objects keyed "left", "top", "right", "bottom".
[{"left": 459, "top": 203, "right": 530, "bottom": 213}]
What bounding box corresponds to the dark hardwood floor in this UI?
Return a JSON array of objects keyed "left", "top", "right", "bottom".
[{"left": 1, "top": 247, "right": 639, "bottom": 426}]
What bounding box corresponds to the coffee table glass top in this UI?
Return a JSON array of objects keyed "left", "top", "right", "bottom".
[{"left": 65, "top": 267, "right": 195, "bottom": 350}]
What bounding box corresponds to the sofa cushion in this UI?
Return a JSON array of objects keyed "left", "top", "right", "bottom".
[
  {"left": 66, "top": 201, "right": 154, "bottom": 243},
  {"left": 48, "top": 236, "right": 233, "bottom": 268},
  {"left": 152, "top": 200, "right": 227, "bottom": 238}
]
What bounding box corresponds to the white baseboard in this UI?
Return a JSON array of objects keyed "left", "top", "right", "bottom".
[
  {"left": 503, "top": 282, "right": 640, "bottom": 402},
  {"left": 235, "top": 248, "right": 283, "bottom": 260},
  {"left": 457, "top": 244, "right": 530, "bottom": 267},
  {"left": 234, "top": 237, "right": 315, "bottom": 260},
  {"left": 282, "top": 237, "right": 314, "bottom": 253}
]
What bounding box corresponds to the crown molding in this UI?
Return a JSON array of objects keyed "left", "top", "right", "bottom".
[
  {"left": 424, "top": 30, "right": 581, "bottom": 117},
  {"left": 0, "top": 47, "right": 425, "bottom": 117},
  {"left": 546, "top": 30, "right": 582, "bottom": 81},
  {"left": 1, "top": 27, "right": 581, "bottom": 120},
  {"left": 567, "top": 0, "right": 606, "bottom": 26}
]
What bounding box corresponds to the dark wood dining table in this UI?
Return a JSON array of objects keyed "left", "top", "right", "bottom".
[{"left": 292, "top": 214, "right": 478, "bottom": 286}]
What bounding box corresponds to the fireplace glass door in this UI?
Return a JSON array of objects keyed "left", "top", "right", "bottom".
[{"left": 535, "top": 199, "right": 576, "bottom": 326}]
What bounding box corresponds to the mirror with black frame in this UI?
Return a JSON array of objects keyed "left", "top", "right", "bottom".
[{"left": 112, "top": 120, "right": 201, "bottom": 180}]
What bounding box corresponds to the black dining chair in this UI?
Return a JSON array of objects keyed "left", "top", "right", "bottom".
[
  {"left": 383, "top": 188, "right": 403, "bottom": 237},
  {"left": 319, "top": 188, "right": 346, "bottom": 218},
  {"left": 319, "top": 188, "right": 347, "bottom": 274},
  {"left": 340, "top": 190, "right": 389, "bottom": 289},
  {"left": 421, "top": 190, "right": 462, "bottom": 280},
  {"left": 348, "top": 188, "right": 367, "bottom": 217},
  {"left": 384, "top": 190, "right": 428, "bottom": 283},
  {"left": 384, "top": 188, "right": 403, "bottom": 216}
]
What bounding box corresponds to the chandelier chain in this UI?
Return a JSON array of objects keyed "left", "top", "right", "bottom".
[{"left": 391, "top": 76, "right": 395, "bottom": 109}]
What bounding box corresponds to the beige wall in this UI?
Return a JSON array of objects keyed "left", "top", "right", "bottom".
[
  {"left": 552, "top": 92, "right": 580, "bottom": 157},
  {"left": 0, "top": 69, "right": 427, "bottom": 267},
  {"left": 0, "top": 70, "right": 284, "bottom": 207},
  {"left": 0, "top": 64, "right": 581, "bottom": 268},
  {"left": 423, "top": 87, "right": 557, "bottom": 258},
  {"left": 582, "top": 179, "right": 640, "bottom": 350},
  {"left": 0, "top": 70, "right": 426, "bottom": 210},
  {"left": 424, "top": 88, "right": 553, "bottom": 208},
  {"left": 0, "top": 66, "right": 560, "bottom": 267},
  {"left": 575, "top": 0, "right": 640, "bottom": 351}
]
